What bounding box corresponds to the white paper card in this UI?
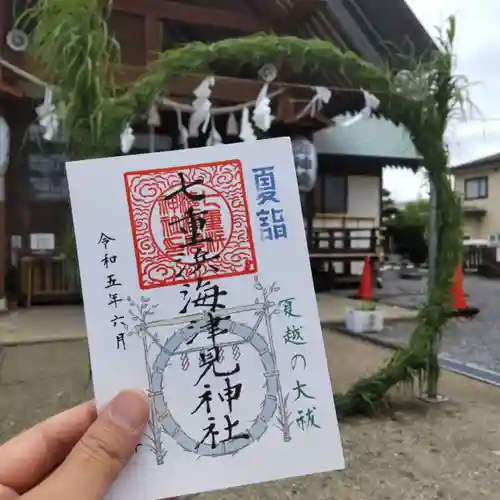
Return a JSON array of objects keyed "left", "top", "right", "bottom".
[{"left": 66, "top": 137, "right": 344, "bottom": 500}]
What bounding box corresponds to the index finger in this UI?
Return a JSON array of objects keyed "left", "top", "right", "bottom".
[{"left": 0, "top": 401, "right": 96, "bottom": 494}]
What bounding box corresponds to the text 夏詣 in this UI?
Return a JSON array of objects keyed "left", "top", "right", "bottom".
[{"left": 252, "top": 166, "right": 289, "bottom": 242}]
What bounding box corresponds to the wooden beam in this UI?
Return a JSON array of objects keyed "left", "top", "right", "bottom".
[
  {"left": 289, "top": 0, "right": 325, "bottom": 26},
  {"left": 117, "top": 67, "right": 284, "bottom": 103},
  {"left": 1, "top": 54, "right": 359, "bottom": 122},
  {"left": 285, "top": 98, "right": 333, "bottom": 125},
  {"left": 248, "top": 0, "right": 289, "bottom": 34},
  {"left": 276, "top": 92, "right": 296, "bottom": 122},
  {"left": 145, "top": 15, "right": 162, "bottom": 63},
  {"left": 115, "top": 66, "right": 360, "bottom": 128},
  {"left": 116, "top": 65, "right": 348, "bottom": 103},
  {"left": 248, "top": 0, "right": 324, "bottom": 33},
  {"left": 166, "top": 75, "right": 283, "bottom": 102},
  {"left": 113, "top": 0, "right": 266, "bottom": 32}
]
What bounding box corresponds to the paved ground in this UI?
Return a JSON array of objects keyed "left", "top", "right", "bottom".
[
  {"left": 0, "top": 296, "right": 416, "bottom": 346},
  {"left": 2, "top": 333, "right": 500, "bottom": 500},
  {"left": 334, "top": 270, "right": 500, "bottom": 374},
  {"left": 0, "top": 341, "right": 92, "bottom": 440},
  {"left": 317, "top": 293, "right": 416, "bottom": 322},
  {"left": 1, "top": 271, "right": 497, "bottom": 385},
  {"left": 0, "top": 306, "right": 86, "bottom": 345},
  {"left": 2, "top": 275, "right": 499, "bottom": 498}
]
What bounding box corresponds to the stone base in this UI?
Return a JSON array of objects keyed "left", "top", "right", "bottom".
[
  {"left": 450, "top": 306, "right": 480, "bottom": 319},
  {"left": 345, "top": 309, "right": 384, "bottom": 334},
  {"left": 418, "top": 393, "right": 449, "bottom": 404}
]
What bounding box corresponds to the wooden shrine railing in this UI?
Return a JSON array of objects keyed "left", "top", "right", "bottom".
[
  {"left": 308, "top": 227, "right": 377, "bottom": 257},
  {"left": 308, "top": 227, "right": 378, "bottom": 290},
  {"left": 20, "top": 254, "right": 82, "bottom": 307}
]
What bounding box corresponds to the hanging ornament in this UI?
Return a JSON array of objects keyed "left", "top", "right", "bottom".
[
  {"left": 253, "top": 64, "right": 277, "bottom": 132},
  {"left": 340, "top": 88, "right": 380, "bottom": 128},
  {"left": 147, "top": 103, "right": 161, "bottom": 127},
  {"left": 206, "top": 118, "right": 222, "bottom": 146},
  {"left": 188, "top": 76, "right": 215, "bottom": 137},
  {"left": 226, "top": 113, "right": 239, "bottom": 136},
  {"left": 394, "top": 69, "right": 428, "bottom": 100},
  {"left": 239, "top": 107, "right": 256, "bottom": 141},
  {"left": 362, "top": 88, "right": 380, "bottom": 111},
  {"left": 296, "top": 86, "right": 332, "bottom": 120},
  {"left": 38, "top": 112, "right": 59, "bottom": 142},
  {"left": 395, "top": 70, "right": 414, "bottom": 93},
  {"left": 258, "top": 63, "right": 278, "bottom": 83},
  {"left": 36, "top": 86, "right": 59, "bottom": 141},
  {"left": 292, "top": 136, "right": 318, "bottom": 193},
  {"left": 176, "top": 109, "right": 189, "bottom": 149},
  {"left": 253, "top": 83, "right": 274, "bottom": 132},
  {"left": 120, "top": 123, "right": 135, "bottom": 154}
]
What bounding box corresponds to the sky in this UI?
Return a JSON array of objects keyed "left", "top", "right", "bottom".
[{"left": 383, "top": 0, "right": 500, "bottom": 201}]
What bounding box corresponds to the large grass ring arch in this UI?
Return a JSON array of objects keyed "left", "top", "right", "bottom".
[{"left": 111, "top": 35, "right": 461, "bottom": 416}]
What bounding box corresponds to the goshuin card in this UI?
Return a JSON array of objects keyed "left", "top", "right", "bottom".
[{"left": 67, "top": 138, "right": 345, "bottom": 500}]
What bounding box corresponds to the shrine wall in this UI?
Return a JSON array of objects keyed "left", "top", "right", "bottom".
[
  {"left": 312, "top": 157, "right": 382, "bottom": 229},
  {"left": 109, "top": 10, "right": 147, "bottom": 66},
  {"left": 3, "top": 97, "right": 70, "bottom": 255}
]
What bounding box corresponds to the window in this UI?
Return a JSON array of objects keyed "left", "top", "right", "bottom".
[
  {"left": 464, "top": 176, "right": 488, "bottom": 200},
  {"left": 28, "top": 154, "right": 70, "bottom": 201},
  {"left": 25, "top": 126, "right": 70, "bottom": 201},
  {"left": 313, "top": 173, "right": 347, "bottom": 213}
]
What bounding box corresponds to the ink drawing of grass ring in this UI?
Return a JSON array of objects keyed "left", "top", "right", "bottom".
[{"left": 150, "top": 316, "right": 280, "bottom": 457}]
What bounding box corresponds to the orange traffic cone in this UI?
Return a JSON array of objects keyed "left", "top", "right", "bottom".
[
  {"left": 450, "top": 264, "right": 479, "bottom": 318},
  {"left": 358, "top": 255, "right": 373, "bottom": 301}
]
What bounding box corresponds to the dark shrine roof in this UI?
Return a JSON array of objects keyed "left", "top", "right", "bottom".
[{"left": 162, "top": 0, "right": 436, "bottom": 72}]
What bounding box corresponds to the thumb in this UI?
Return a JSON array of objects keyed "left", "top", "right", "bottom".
[{"left": 27, "top": 389, "right": 149, "bottom": 500}]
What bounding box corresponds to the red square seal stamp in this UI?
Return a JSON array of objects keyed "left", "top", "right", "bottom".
[{"left": 124, "top": 160, "right": 257, "bottom": 290}]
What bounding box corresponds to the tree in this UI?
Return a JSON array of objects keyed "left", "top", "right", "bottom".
[
  {"left": 394, "top": 199, "right": 429, "bottom": 228},
  {"left": 381, "top": 188, "right": 400, "bottom": 225},
  {"left": 387, "top": 198, "right": 429, "bottom": 265}
]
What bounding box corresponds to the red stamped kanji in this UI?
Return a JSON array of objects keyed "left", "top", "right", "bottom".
[{"left": 124, "top": 159, "right": 257, "bottom": 290}]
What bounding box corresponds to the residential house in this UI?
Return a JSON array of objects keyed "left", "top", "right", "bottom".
[
  {"left": 453, "top": 152, "right": 500, "bottom": 242},
  {"left": 0, "top": 0, "right": 434, "bottom": 307}
]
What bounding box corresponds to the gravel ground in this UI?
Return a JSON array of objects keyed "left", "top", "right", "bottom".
[
  {"left": 334, "top": 270, "right": 500, "bottom": 373},
  {"left": 194, "top": 332, "right": 500, "bottom": 500},
  {"left": 2, "top": 334, "right": 500, "bottom": 500}
]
